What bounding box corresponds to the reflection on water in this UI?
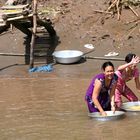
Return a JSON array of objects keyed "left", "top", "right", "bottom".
[{"left": 0, "top": 78, "right": 140, "bottom": 140}]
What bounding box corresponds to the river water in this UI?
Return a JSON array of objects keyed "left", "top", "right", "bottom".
[
  {"left": 0, "top": 72, "right": 140, "bottom": 140},
  {"left": 0, "top": 30, "right": 140, "bottom": 140}
]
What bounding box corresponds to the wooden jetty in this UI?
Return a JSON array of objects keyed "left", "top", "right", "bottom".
[{"left": 0, "top": 0, "right": 56, "bottom": 68}]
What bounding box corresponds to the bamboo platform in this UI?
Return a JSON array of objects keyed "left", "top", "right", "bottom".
[
  {"left": 1, "top": 4, "right": 29, "bottom": 10},
  {"left": 0, "top": 1, "right": 57, "bottom": 68},
  {"left": 0, "top": 4, "right": 32, "bottom": 26}
]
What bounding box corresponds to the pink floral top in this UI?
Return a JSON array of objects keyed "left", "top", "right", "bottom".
[{"left": 115, "top": 68, "right": 139, "bottom": 91}]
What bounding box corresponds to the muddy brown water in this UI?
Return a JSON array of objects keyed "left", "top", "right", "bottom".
[{"left": 0, "top": 56, "right": 140, "bottom": 140}]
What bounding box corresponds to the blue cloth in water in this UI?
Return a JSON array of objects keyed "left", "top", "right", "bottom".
[{"left": 29, "top": 64, "right": 53, "bottom": 72}]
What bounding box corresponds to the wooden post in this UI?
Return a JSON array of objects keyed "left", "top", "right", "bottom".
[{"left": 29, "top": 0, "right": 37, "bottom": 68}]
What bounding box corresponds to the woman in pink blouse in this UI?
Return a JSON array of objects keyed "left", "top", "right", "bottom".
[{"left": 115, "top": 53, "right": 140, "bottom": 109}]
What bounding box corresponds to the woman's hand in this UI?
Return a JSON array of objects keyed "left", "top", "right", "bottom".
[
  {"left": 101, "top": 111, "right": 107, "bottom": 116},
  {"left": 111, "top": 105, "right": 116, "bottom": 114},
  {"left": 130, "top": 56, "right": 140, "bottom": 65},
  {"left": 118, "top": 56, "right": 140, "bottom": 71}
]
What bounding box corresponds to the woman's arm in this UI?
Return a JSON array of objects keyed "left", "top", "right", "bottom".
[
  {"left": 135, "top": 77, "right": 140, "bottom": 91},
  {"left": 118, "top": 56, "right": 140, "bottom": 71},
  {"left": 92, "top": 79, "right": 107, "bottom": 116},
  {"left": 110, "top": 83, "right": 117, "bottom": 112}
]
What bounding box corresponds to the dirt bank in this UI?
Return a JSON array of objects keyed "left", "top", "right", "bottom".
[{"left": 38, "top": 0, "right": 140, "bottom": 56}]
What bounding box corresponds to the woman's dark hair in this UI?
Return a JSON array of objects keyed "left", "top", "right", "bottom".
[
  {"left": 125, "top": 53, "right": 136, "bottom": 63},
  {"left": 101, "top": 61, "right": 114, "bottom": 71}
]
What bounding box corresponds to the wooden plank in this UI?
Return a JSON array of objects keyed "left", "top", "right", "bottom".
[
  {"left": 0, "top": 13, "right": 33, "bottom": 27},
  {"left": 1, "top": 4, "right": 29, "bottom": 10},
  {"left": 0, "top": 10, "right": 23, "bottom": 15},
  {"left": 7, "top": 13, "right": 33, "bottom": 21}
]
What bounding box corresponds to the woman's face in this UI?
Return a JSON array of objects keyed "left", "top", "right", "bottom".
[{"left": 103, "top": 66, "right": 114, "bottom": 79}]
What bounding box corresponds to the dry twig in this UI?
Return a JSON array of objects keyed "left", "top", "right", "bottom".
[
  {"left": 116, "top": 0, "right": 120, "bottom": 20},
  {"left": 125, "top": 25, "right": 138, "bottom": 39},
  {"left": 93, "top": 9, "right": 112, "bottom": 14},
  {"left": 107, "top": 0, "right": 118, "bottom": 11},
  {"left": 125, "top": 18, "right": 140, "bottom": 24},
  {"left": 128, "top": 5, "right": 139, "bottom": 17},
  {"left": 106, "top": 0, "right": 140, "bottom": 20}
]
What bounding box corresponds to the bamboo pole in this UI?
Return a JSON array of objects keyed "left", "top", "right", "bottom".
[
  {"left": 7, "top": 13, "right": 33, "bottom": 21},
  {"left": 0, "top": 52, "right": 26, "bottom": 56},
  {"left": 29, "top": 0, "right": 37, "bottom": 68},
  {"left": 85, "top": 56, "right": 124, "bottom": 61}
]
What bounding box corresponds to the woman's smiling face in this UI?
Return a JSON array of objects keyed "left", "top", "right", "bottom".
[{"left": 104, "top": 65, "right": 114, "bottom": 79}]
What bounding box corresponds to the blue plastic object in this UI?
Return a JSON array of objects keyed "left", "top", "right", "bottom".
[{"left": 29, "top": 64, "right": 53, "bottom": 72}]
